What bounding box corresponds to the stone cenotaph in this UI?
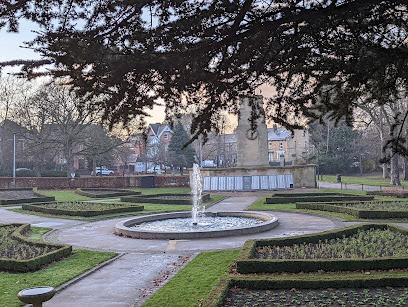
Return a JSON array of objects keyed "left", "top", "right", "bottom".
[
  {"left": 236, "top": 95, "right": 270, "bottom": 168},
  {"left": 194, "top": 95, "right": 316, "bottom": 191}
]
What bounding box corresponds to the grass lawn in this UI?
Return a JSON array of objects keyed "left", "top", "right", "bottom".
[
  {"left": 248, "top": 190, "right": 408, "bottom": 222},
  {"left": 318, "top": 175, "right": 408, "bottom": 188},
  {"left": 142, "top": 249, "right": 240, "bottom": 307},
  {"left": 0, "top": 227, "right": 117, "bottom": 307}
]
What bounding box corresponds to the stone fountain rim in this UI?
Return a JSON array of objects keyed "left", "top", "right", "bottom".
[{"left": 114, "top": 211, "right": 278, "bottom": 240}]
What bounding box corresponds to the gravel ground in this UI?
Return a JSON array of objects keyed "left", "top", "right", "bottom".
[{"left": 0, "top": 190, "right": 37, "bottom": 200}]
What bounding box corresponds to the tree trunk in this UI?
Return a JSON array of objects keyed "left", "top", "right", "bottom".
[
  {"left": 390, "top": 153, "right": 401, "bottom": 185},
  {"left": 403, "top": 157, "right": 408, "bottom": 181},
  {"left": 382, "top": 163, "right": 389, "bottom": 178}
]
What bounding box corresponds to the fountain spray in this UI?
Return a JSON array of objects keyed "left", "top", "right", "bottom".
[{"left": 191, "top": 163, "right": 203, "bottom": 226}]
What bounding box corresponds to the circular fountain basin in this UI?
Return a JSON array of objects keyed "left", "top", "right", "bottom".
[{"left": 115, "top": 211, "right": 278, "bottom": 240}]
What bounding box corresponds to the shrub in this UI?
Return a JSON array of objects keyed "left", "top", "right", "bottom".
[
  {"left": 40, "top": 170, "right": 68, "bottom": 177},
  {"left": 75, "top": 188, "right": 140, "bottom": 198},
  {"left": 121, "top": 193, "right": 211, "bottom": 204},
  {"left": 264, "top": 195, "right": 374, "bottom": 204}
]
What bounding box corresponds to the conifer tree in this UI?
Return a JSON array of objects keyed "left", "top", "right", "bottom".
[{"left": 168, "top": 122, "right": 196, "bottom": 173}]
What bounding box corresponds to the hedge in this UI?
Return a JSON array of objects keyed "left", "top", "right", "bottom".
[
  {"left": 296, "top": 201, "right": 408, "bottom": 219},
  {"left": 75, "top": 188, "right": 141, "bottom": 198},
  {"left": 0, "top": 223, "right": 72, "bottom": 272},
  {"left": 22, "top": 202, "right": 144, "bottom": 217},
  {"left": 120, "top": 193, "right": 211, "bottom": 205},
  {"left": 236, "top": 224, "right": 408, "bottom": 274},
  {"left": 264, "top": 195, "right": 374, "bottom": 204},
  {"left": 0, "top": 187, "right": 55, "bottom": 205},
  {"left": 271, "top": 192, "right": 342, "bottom": 197},
  {"left": 203, "top": 274, "right": 408, "bottom": 307},
  {"left": 367, "top": 191, "right": 408, "bottom": 198}
]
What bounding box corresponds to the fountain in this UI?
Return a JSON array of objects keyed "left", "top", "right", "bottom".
[{"left": 115, "top": 164, "right": 278, "bottom": 239}]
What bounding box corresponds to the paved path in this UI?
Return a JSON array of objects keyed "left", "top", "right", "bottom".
[{"left": 1, "top": 193, "right": 348, "bottom": 307}]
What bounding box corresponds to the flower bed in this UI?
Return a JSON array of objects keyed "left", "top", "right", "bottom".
[
  {"left": 236, "top": 224, "right": 408, "bottom": 274},
  {"left": 296, "top": 201, "right": 408, "bottom": 219},
  {"left": 0, "top": 188, "right": 55, "bottom": 205},
  {"left": 75, "top": 188, "right": 141, "bottom": 198},
  {"left": 0, "top": 223, "right": 72, "bottom": 272},
  {"left": 22, "top": 201, "right": 144, "bottom": 217},
  {"left": 204, "top": 275, "right": 408, "bottom": 307},
  {"left": 120, "top": 193, "right": 211, "bottom": 205},
  {"left": 264, "top": 194, "right": 374, "bottom": 204}
]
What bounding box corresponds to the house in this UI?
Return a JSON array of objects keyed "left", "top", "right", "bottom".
[{"left": 267, "top": 125, "right": 310, "bottom": 164}]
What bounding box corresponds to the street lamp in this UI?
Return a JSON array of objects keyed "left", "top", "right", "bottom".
[{"left": 13, "top": 133, "right": 16, "bottom": 186}]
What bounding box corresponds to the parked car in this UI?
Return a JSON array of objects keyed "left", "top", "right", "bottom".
[{"left": 92, "top": 168, "right": 114, "bottom": 176}]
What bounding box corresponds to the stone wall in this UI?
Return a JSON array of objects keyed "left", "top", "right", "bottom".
[
  {"left": 0, "top": 176, "right": 189, "bottom": 189},
  {"left": 197, "top": 164, "right": 316, "bottom": 188}
]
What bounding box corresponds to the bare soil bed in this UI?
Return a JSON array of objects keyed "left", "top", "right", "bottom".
[
  {"left": 0, "top": 190, "right": 36, "bottom": 200},
  {"left": 223, "top": 287, "right": 408, "bottom": 306}
]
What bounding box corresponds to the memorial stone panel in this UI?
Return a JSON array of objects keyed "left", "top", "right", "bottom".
[
  {"left": 235, "top": 176, "right": 243, "bottom": 190},
  {"left": 203, "top": 177, "right": 211, "bottom": 191},
  {"left": 210, "top": 177, "right": 218, "bottom": 190},
  {"left": 243, "top": 176, "right": 252, "bottom": 191},
  {"left": 269, "top": 175, "right": 277, "bottom": 190},
  {"left": 277, "top": 174, "right": 286, "bottom": 189},
  {"left": 260, "top": 176, "right": 269, "bottom": 190},
  {"left": 251, "top": 176, "right": 260, "bottom": 190},
  {"left": 227, "top": 177, "right": 235, "bottom": 191},
  {"left": 218, "top": 177, "right": 226, "bottom": 191},
  {"left": 285, "top": 174, "right": 294, "bottom": 188}
]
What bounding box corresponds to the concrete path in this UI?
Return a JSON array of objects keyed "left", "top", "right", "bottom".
[{"left": 1, "top": 192, "right": 348, "bottom": 306}]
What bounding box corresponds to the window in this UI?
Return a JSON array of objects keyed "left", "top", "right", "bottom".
[
  {"left": 279, "top": 142, "right": 283, "bottom": 149},
  {"left": 163, "top": 133, "right": 168, "bottom": 140},
  {"left": 268, "top": 152, "right": 274, "bottom": 162},
  {"left": 276, "top": 151, "right": 285, "bottom": 162},
  {"left": 302, "top": 129, "right": 306, "bottom": 137},
  {"left": 268, "top": 141, "right": 272, "bottom": 149}
]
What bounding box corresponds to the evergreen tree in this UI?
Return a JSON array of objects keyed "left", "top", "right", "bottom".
[
  {"left": 1, "top": 1, "right": 408, "bottom": 156},
  {"left": 168, "top": 122, "right": 196, "bottom": 172}
]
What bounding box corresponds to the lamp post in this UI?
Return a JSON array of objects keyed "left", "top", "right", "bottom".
[{"left": 13, "top": 133, "right": 16, "bottom": 186}]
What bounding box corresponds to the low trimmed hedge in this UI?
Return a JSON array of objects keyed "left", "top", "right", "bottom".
[
  {"left": 0, "top": 223, "right": 72, "bottom": 272},
  {"left": 264, "top": 195, "right": 374, "bottom": 204},
  {"left": 236, "top": 224, "right": 408, "bottom": 274},
  {"left": 22, "top": 202, "right": 144, "bottom": 217},
  {"left": 367, "top": 191, "right": 408, "bottom": 198},
  {"left": 296, "top": 201, "right": 408, "bottom": 219},
  {"left": 75, "top": 188, "right": 141, "bottom": 198},
  {"left": 203, "top": 274, "right": 408, "bottom": 307},
  {"left": 271, "top": 192, "right": 341, "bottom": 197},
  {"left": 0, "top": 187, "right": 55, "bottom": 205},
  {"left": 120, "top": 193, "right": 211, "bottom": 205}
]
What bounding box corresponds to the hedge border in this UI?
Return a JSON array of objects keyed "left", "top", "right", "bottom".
[
  {"left": 0, "top": 187, "right": 55, "bottom": 205},
  {"left": 271, "top": 192, "right": 341, "bottom": 197},
  {"left": 22, "top": 201, "right": 144, "bottom": 217},
  {"left": 203, "top": 274, "right": 408, "bottom": 307},
  {"left": 367, "top": 191, "right": 408, "bottom": 198},
  {"left": 0, "top": 223, "right": 72, "bottom": 272},
  {"left": 120, "top": 193, "right": 211, "bottom": 205},
  {"left": 75, "top": 188, "right": 141, "bottom": 198},
  {"left": 236, "top": 224, "right": 408, "bottom": 274},
  {"left": 265, "top": 195, "right": 374, "bottom": 204},
  {"left": 296, "top": 201, "right": 408, "bottom": 219}
]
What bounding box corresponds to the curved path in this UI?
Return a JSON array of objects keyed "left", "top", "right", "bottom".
[{"left": 0, "top": 194, "right": 347, "bottom": 307}]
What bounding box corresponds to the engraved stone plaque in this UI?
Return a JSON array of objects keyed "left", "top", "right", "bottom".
[
  {"left": 277, "top": 174, "right": 286, "bottom": 189},
  {"left": 269, "top": 175, "right": 277, "bottom": 190},
  {"left": 203, "top": 177, "right": 211, "bottom": 191},
  {"left": 218, "top": 177, "right": 226, "bottom": 191},
  {"left": 210, "top": 177, "right": 218, "bottom": 191},
  {"left": 260, "top": 176, "right": 269, "bottom": 190},
  {"left": 227, "top": 176, "right": 235, "bottom": 191},
  {"left": 251, "top": 176, "right": 260, "bottom": 190},
  {"left": 235, "top": 176, "right": 243, "bottom": 190},
  {"left": 243, "top": 176, "right": 252, "bottom": 191}
]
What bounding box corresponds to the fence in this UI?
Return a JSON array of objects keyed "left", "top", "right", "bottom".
[{"left": 317, "top": 181, "right": 406, "bottom": 192}]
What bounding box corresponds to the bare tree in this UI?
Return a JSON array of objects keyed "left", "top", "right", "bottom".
[{"left": 12, "top": 83, "right": 98, "bottom": 176}]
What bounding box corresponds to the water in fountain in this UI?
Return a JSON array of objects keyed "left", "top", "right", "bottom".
[{"left": 191, "top": 163, "right": 204, "bottom": 225}]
